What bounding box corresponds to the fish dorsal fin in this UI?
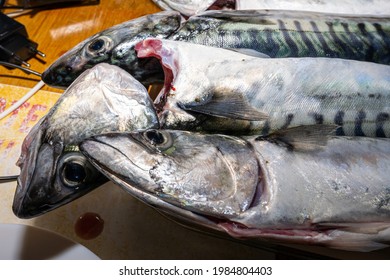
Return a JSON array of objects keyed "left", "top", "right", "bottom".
[
  {"left": 195, "top": 10, "right": 278, "bottom": 25},
  {"left": 256, "top": 124, "right": 338, "bottom": 152},
  {"left": 177, "top": 91, "right": 268, "bottom": 121}
]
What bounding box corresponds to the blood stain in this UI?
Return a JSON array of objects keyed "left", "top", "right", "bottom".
[{"left": 74, "top": 212, "right": 104, "bottom": 240}]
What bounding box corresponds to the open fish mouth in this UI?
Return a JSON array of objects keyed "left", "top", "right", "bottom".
[{"left": 135, "top": 39, "right": 175, "bottom": 112}]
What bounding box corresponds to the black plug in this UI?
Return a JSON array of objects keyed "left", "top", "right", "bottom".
[{"left": 0, "top": 12, "right": 45, "bottom": 68}]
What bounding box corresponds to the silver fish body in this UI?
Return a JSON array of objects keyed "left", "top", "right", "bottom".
[
  {"left": 13, "top": 63, "right": 159, "bottom": 218},
  {"left": 42, "top": 10, "right": 390, "bottom": 88},
  {"left": 80, "top": 129, "right": 390, "bottom": 252},
  {"left": 137, "top": 39, "right": 390, "bottom": 137}
]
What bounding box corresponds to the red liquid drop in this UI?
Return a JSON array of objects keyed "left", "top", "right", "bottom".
[{"left": 74, "top": 212, "right": 104, "bottom": 240}]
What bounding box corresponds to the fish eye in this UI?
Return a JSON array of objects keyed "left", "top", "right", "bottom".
[
  {"left": 145, "top": 130, "right": 165, "bottom": 145},
  {"left": 58, "top": 152, "right": 95, "bottom": 188},
  {"left": 86, "top": 36, "right": 112, "bottom": 56},
  {"left": 63, "top": 162, "right": 86, "bottom": 184},
  {"left": 89, "top": 39, "right": 105, "bottom": 51},
  {"left": 143, "top": 129, "right": 173, "bottom": 151}
]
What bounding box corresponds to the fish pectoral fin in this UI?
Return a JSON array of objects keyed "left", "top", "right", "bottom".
[
  {"left": 256, "top": 124, "right": 338, "bottom": 152},
  {"left": 225, "top": 48, "right": 271, "bottom": 58},
  {"left": 177, "top": 92, "right": 268, "bottom": 121}
]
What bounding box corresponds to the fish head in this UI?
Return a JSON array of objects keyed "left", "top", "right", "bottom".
[
  {"left": 136, "top": 38, "right": 267, "bottom": 131},
  {"left": 13, "top": 63, "right": 159, "bottom": 218},
  {"left": 80, "top": 129, "right": 261, "bottom": 221},
  {"left": 42, "top": 11, "right": 182, "bottom": 88},
  {"left": 13, "top": 128, "right": 107, "bottom": 218}
]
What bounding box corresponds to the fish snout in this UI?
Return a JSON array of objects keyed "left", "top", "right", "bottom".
[{"left": 41, "top": 67, "right": 70, "bottom": 88}]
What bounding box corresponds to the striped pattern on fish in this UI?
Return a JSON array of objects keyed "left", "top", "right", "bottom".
[
  {"left": 205, "top": 58, "right": 390, "bottom": 138},
  {"left": 171, "top": 10, "right": 390, "bottom": 64},
  {"left": 42, "top": 10, "right": 390, "bottom": 88}
]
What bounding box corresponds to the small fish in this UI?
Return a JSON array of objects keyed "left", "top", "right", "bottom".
[
  {"left": 80, "top": 129, "right": 390, "bottom": 252},
  {"left": 137, "top": 38, "right": 390, "bottom": 138},
  {"left": 238, "top": 0, "right": 390, "bottom": 16},
  {"left": 42, "top": 10, "right": 390, "bottom": 88},
  {"left": 13, "top": 63, "right": 159, "bottom": 218}
]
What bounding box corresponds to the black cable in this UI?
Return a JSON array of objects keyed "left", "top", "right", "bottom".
[
  {"left": 0, "top": 175, "right": 18, "bottom": 183},
  {"left": 0, "top": 61, "right": 41, "bottom": 77}
]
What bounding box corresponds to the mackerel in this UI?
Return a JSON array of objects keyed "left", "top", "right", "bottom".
[
  {"left": 80, "top": 129, "right": 390, "bottom": 252},
  {"left": 137, "top": 39, "right": 390, "bottom": 138},
  {"left": 42, "top": 10, "right": 390, "bottom": 88}
]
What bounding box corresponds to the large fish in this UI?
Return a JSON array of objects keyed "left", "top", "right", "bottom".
[
  {"left": 80, "top": 129, "right": 390, "bottom": 252},
  {"left": 42, "top": 10, "right": 390, "bottom": 88},
  {"left": 137, "top": 38, "right": 390, "bottom": 137},
  {"left": 13, "top": 63, "right": 159, "bottom": 218}
]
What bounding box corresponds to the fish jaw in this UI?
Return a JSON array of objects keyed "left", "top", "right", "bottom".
[
  {"left": 42, "top": 11, "right": 182, "bottom": 88},
  {"left": 80, "top": 133, "right": 158, "bottom": 194}
]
